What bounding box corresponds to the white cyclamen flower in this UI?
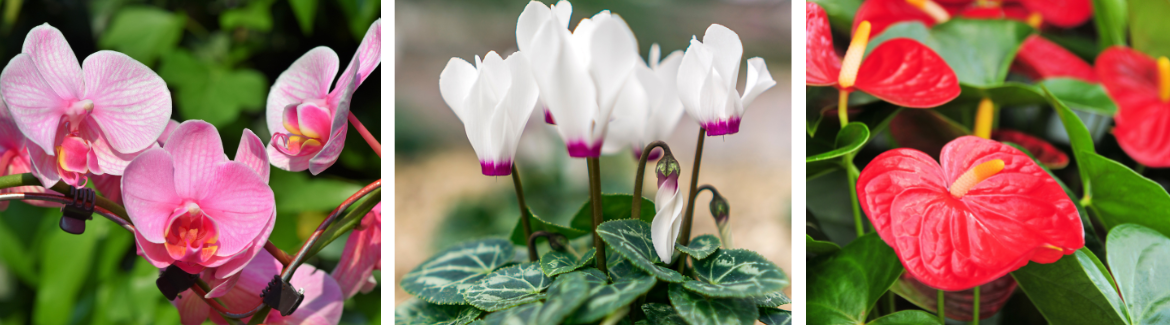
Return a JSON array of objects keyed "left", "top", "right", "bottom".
[
  {"left": 439, "top": 51, "right": 539, "bottom": 176},
  {"left": 677, "top": 24, "right": 776, "bottom": 136},
  {"left": 516, "top": 0, "right": 640, "bottom": 157},
  {"left": 603, "top": 44, "right": 685, "bottom": 160},
  {"left": 651, "top": 158, "right": 685, "bottom": 264}
]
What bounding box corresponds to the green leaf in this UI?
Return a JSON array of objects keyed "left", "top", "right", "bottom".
[
  {"left": 535, "top": 272, "right": 591, "bottom": 324},
  {"left": 220, "top": 0, "right": 274, "bottom": 31},
  {"left": 675, "top": 234, "right": 720, "bottom": 260},
  {"left": 1012, "top": 248, "right": 1129, "bottom": 325},
  {"left": 1130, "top": 0, "right": 1170, "bottom": 58},
  {"left": 1081, "top": 151, "right": 1170, "bottom": 237},
  {"left": 642, "top": 303, "right": 686, "bottom": 325},
  {"left": 462, "top": 263, "right": 550, "bottom": 312},
  {"left": 567, "top": 269, "right": 657, "bottom": 324},
  {"left": 157, "top": 50, "right": 269, "bottom": 126},
  {"left": 394, "top": 298, "right": 481, "bottom": 325},
  {"left": 1107, "top": 224, "right": 1170, "bottom": 324},
  {"left": 867, "top": 310, "right": 942, "bottom": 325},
  {"left": 753, "top": 291, "right": 793, "bottom": 308},
  {"left": 98, "top": 6, "right": 185, "bottom": 65},
  {"left": 1043, "top": 85, "right": 1096, "bottom": 188},
  {"left": 807, "top": 122, "right": 870, "bottom": 163},
  {"left": 0, "top": 213, "right": 36, "bottom": 284},
  {"left": 808, "top": 233, "right": 903, "bottom": 324},
  {"left": 509, "top": 208, "right": 587, "bottom": 246},
  {"left": 569, "top": 194, "right": 656, "bottom": 232},
  {"left": 34, "top": 222, "right": 100, "bottom": 325},
  {"left": 575, "top": 268, "right": 609, "bottom": 287},
  {"left": 806, "top": 235, "right": 841, "bottom": 255},
  {"left": 869, "top": 19, "right": 1032, "bottom": 88},
  {"left": 1094, "top": 0, "right": 1128, "bottom": 49},
  {"left": 1041, "top": 78, "right": 1118, "bottom": 115},
  {"left": 668, "top": 283, "right": 759, "bottom": 325},
  {"left": 810, "top": 0, "right": 863, "bottom": 34},
  {"left": 759, "top": 308, "right": 792, "bottom": 325},
  {"left": 288, "top": 0, "right": 318, "bottom": 34},
  {"left": 596, "top": 220, "right": 686, "bottom": 283},
  {"left": 400, "top": 238, "right": 514, "bottom": 305},
  {"left": 337, "top": 0, "right": 380, "bottom": 41},
  {"left": 477, "top": 301, "right": 543, "bottom": 325},
  {"left": 540, "top": 248, "right": 595, "bottom": 277},
  {"left": 685, "top": 249, "right": 789, "bottom": 298}
]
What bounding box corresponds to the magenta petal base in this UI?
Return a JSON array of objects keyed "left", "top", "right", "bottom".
[
  {"left": 480, "top": 160, "right": 512, "bottom": 176},
  {"left": 566, "top": 141, "right": 602, "bottom": 158},
  {"left": 703, "top": 118, "right": 741, "bottom": 136}
]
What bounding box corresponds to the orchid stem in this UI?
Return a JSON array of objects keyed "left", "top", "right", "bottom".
[
  {"left": 885, "top": 291, "right": 895, "bottom": 315},
  {"left": 632, "top": 141, "right": 672, "bottom": 220},
  {"left": 973, "top": 286, "right": 981, "bottom": 325},
  {"left": 844, "top": 158, "right": 865, "bottom": 237},
  {"left": 247, "top": 307, "right": 271, "bottom": 325},
  {"left": 680, "top": 128, "right": 706, "bottom": 247},
  {"left": 937, "top": 289, "right": 945, "bottom": 323},
  {"left": 512, "top": 164, "right": 535, "bottom": 261},
  {"left": 838, "top": 89, "right": 851, "bottom": 126},
  {"left": 348, "top": 112, "right": 381, "bottom": 157},
  {"left": 588, "top": 157, "right": 607, "bottom": 275}
]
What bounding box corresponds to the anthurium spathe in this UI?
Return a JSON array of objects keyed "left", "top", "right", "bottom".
[
  {"left": 173, "top": 250, "right": 343, "bottom": 325},
  {"left": 266, "top": 19, "right": 381, "bottom": 174},
  {"left": 516, "top": 0, "right": 640, "bottom": 156},
  {"left": 676, "top": 24, "right": 776, "bottom": 136},
  {"left": 439, "top": 51, "right": 539, "bottom": 176},
  {"left": 332, "top": 202, "right": 381, "bottom": 299},
  {"left": 123, "top": 120, "right": 275, "bottom": 295},
  {"left": 603, "top": 44, "right": 685, "bottom": 159},
  {"left": 948, "top": 0, "right": 1092, "bottom": 28},
  {"left": 854, "top": 0, "right": 953, "bottom": 36},
  {"left": 991, "top": 129, "right": 1069, "bottom": 169},
  {"left": 1096, "top": 46, "right": 1170, "bottom": 168},
  {"left": 0, "top": 96, "right": 49, "bottom": 210},
  {"left": 0, "top": 23, "right": 172, "bottom": 187},
  {"left": 856, "top": 136, "right": 1083, "bottom": 290},
  {"left": 1011, "top": 35, "right": 1096, "bottom": 83}
]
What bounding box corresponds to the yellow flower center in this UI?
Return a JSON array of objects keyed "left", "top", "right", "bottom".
[
  {"left": 950, "top": 159, "right": 1005, "bottom": 198},
  {"left": 838, "top": 21, "right": 871, "bottom": 89}
]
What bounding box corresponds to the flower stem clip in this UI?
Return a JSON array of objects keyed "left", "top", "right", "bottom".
[{"left": 59, "top": 186, "right": 96, "bottom": 235}]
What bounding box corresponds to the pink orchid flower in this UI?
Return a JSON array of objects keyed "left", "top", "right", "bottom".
[
  {"left": 123, "top": 120, "right": 275, "bottom": 297},
  {"left": 0, "top": 23, "right": 171, "bottom": 188},
  {"left": 173, "top": 249, "right": 343, "bottom": 325},
  {"left": 0, "top": 95, "right": 51, "bottom": 210},
  {"left": 266, "top": 19, "right": 381, "bottom": 175},
  {"left": 332, "top": 202, "right": 380, "bottom": 299},
  {"left": 91, "top": 119, "right": 180, "bottom": 204}
]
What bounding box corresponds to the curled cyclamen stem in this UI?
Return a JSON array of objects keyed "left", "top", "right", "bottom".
[
  {"left": 513, "top": 164, "right": 533, "bottom": 260},
  {"left": 348, "top": 112, "right": 381, "bottom": 157},
  {"left": 527, "top": 230, "right": 568, "bottom": 261},
  {"left": 696, "top": 184, "right": 732, "bottom": 248},
  {"left": 679, "top": 128, "right": 707, "bottom": 249},
  {"left": 632, "top": 141, "right": 675, "bottom": 220},
  {"left": 587, "top": 157, "right": 607, "bottom": 275}
]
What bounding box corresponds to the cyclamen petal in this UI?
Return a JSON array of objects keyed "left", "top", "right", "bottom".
[
  {"left": 603, "top": 44, "right": 685, "bottom": 158},
  {"left": 439, "top": 51, "right": 539, "bottom": 175},
  {"left": 650, "top": 176, "right": 684, "bottom": 264},
  {"left": 678, "top": 24, "right": 775, "bottom": 136}
]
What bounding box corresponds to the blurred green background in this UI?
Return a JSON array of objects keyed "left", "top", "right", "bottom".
[{"left": 0, "top": 0, "right": 381, "bottom": 324}]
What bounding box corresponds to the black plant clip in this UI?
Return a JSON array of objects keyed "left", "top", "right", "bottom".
[
  {"left": 262, "top": 275, "right": 303, "bottom": 316},
  {"left": 59, "top": 186, "right": 96, "bottom": 235},
  {"left": 156, "top": 265, "right": 197, "bottom": 301}
]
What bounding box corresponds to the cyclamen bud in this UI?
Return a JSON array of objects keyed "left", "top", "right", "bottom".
[
  {"left": 655, "top": 153, "right": 680, "bottom": 189},
  {"left": 700, "top": 185, "right": 732, "bottom": 248},
  {"left": 650, "top": 149, "right": 685, "bottom": 264}
]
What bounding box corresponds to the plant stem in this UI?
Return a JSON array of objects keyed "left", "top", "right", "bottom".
[
  {"left": 844, "top": 157, "right": 865, "bottom": 237},
  {"left": 937, "top": 289, "right": 945, "bottom": 323},
  {"left": 348, "top": 112, "right": 381, "bottom": 157},
  {"left": 679, "top": 128, "right": 706, "bottom": 247},
  {"left": 885, "top": 291, "right": 895, "bottom": 315},
  {"left": 973, "top": 286, "right": 980, "bottom": 325},
  {"left": 631, "top": 141, "right": 671, "bottom": 220},
  {"left": 588, "top": 157, "right": 607, "bottom": 275},
  {"left": 838, "top": 89, "right": 851, "bottom": 126},
  {"left": 512, "top": 164, "right": 535, "bottom": 261},
  {"left": 247, "top": 307, "right": 271, "bottom": 325}
]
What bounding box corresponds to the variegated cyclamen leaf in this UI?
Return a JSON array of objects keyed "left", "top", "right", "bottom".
[
  {"left": 574, "top": 268, "right": 609, "bottom": 288},
  {"left": 540, "top": 248, "right": 596, "bottom": 277},
  {"left": 567, "top": 271, "right": 658, "bottom": 324},
  {"left": 758, "top": 308, "right": 792, "bottom": 325},
  {"left": 753, "top": 290, "right": 792, "bottom": 308},
  {"left": 676, "top": 234, "right": 721, "bottom": 260},
  {"left": 685, "top": 249, "right": 789, "bottom": 298},
  {"left": 597, "top": 220, "right": 686, "bottom": 283},
  {"left": 476, "top": 301, "right": 543, "bottom": 325},
  {"left": 401, "top": 238, "right": 515, "bottom": 304},
  {"left": 641, "top": 303, "right": 687, "bottom": 325},
  {"left": 535, "top": 272, "right": 591, "bottom": 324},
  {"left": 607, "top": 252, "right": 653, "bottom": 282},
  {"left": 669, "top": 283, "right": 759, "bottom": 325},
  {"left": 394, "top": 298, "right": 482, "bottom": 325},
  {"left": 462, "top": 263, "right": 551, "bottom": 312}
]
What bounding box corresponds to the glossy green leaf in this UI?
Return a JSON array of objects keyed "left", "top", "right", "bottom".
[
  {"left": 1130, "top": 0, "right": 1170, "bottom": 58},
  {"left": 0, "top": 213, "right": 36, "bottom": 284},
  {"left": 1107, "top": 224, "right": 1170, "bottom": 323},
  {"left": 536, "top": 272, "right": 591, "bottom": 324},
  {"left": 1094, "top": 0, "right": 1128, "bottom": 49},
  {"left": 1041, "top": 78, "right": 1118, "bottom": 115},
  {"left": 478, "top": 301, "right": 543, "bottom": 325},
  {"left": 1012, "top": 248, "right": 1128, "bottom": 325},
  {"left": 98, "top": 6, "right": 185, "bottom": 65},
  {"left": 1043, "top": 85, "right": 1096, "bottom": 190},
  {"left": 569, "top": 194, "right": 656, "bottom": 232},
  {"left": 807, "top": 235, "right": 841, "bottom": 255},
  {"left": 1081, "top": 151, "right": 1170, "bottom": 237},
  {"left": 808, "top": 233, "right": 903, "bottom": 324},
  {"left": 567, "top": 269, "right": 657, "bottom": 324},
  {"left": 394, "top": 298, "right": 482, "bottom": 325},
  {"left": 337, "top": 0, "right": 381, "bottom": 41},
  {"left": 540, "top": 248, "right": 595, "bottom": 277},
  {"left": 759, "top": 308, "right": 792, "bottom": 325},
  {"left": 685, "top": 249, "right": 789, "bottom": 298},
  {"left": 400, "top": 238, "right": 514, "bottom": 305},
  {"left": 34, "top": 221, "right": 100, "bottom": 325},
  {"left": 157, "top": 50, "right": 269, "bottom": 126},
  {"left": 867, "top": 310, "right": 942, "bottom": 324},
  {"left": 91, "top": 256, "right": 167, "bottom": 325},
  {"left": 810, "top": 0, "right": 863, "bottom": 34},
  {"left": 807, "top": 169, "right": 862, "bottom": 244},
  {"left": 668, "top": 283, "right": 759, "bottom": 325},
  {"left": 676, "top": 234, "right": 720, "bottom": 260},
  {"left": 509, "top": 207, "right": 588, "bottom": 246},
  {"left": 753, "top": 291, "right": 793, "bottom": 308},
  {"left": 596, "top": 220, "right": 686, "bottom": 283},
  {"left": 288, "top": 0, "right": 318, "bottom": 34},
  {"left": 575, "top": 268, "right": 609, "bottom": 287},
  {"left": 869, "top": 20, "right": 1032, "bottom": 88},
  {"left": 220, "top": 0, "right": 274, "bottom": 31},
  {"left": 642, "top": 303, "right": 686, "bottom": 325},
  {"left": 463, "top": 263, "right": 550, "bottom": 312},
  {"left": 807, "top": 122, "right": 870, "bottom": 163}
]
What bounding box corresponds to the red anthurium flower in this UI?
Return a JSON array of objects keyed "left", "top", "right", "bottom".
[
  {"left": 806, "top": 2, "right": 960, "bottom": 111},
  {"left": 1096, "top": 46, "right": 1170, "bottom": 167},
  {"left": 991, "top": 129, "right": 1069, "bottom": 169},
  {"left": 854, "top": 0, "right": 952, "bottom": 36},
  {"left": 950, "top": 0, "right": 1092, "bottom": 29},
  {"left": 1011, "top": 35, "right": 1096, "bottom": 83},
  {"left": 857, "top": 136, "right": 1083, "bottom": 291}
]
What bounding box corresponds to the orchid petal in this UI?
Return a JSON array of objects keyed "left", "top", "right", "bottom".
[
  {"left": 25, "top": 144, "right": 60, "bottom": 187},
  {"left": 164, "top": 121, "right": 229, "bottom": 199},
  {"left": 280, "top": 265, "right": 343, "bottom": 324},
  {"left": 308, "top": 65, "right": 356, "bottom": 175},
  {"left": 133, "top": 232, "right": 176, "bottom": 268},
  {"left": 20, "top": 24, "right": 83, "bottom": 102},
  {"left": 84, "top": 120, "right": 151, "bottom": 176},
  {"left": 213, "top": 210, "right": 276, "bottom": 281},
  {"left": 235, "top": 129, "right": 270, "bottom": 183},
  {"left": 0, "top": 54, "right": 67, "bottom": 154},
  {"left": 159, "top": 119, "right": 180, "bottom": 146},
  {"left": 122, "top": 148, "right": 181, "bottom": 244},
  {"left": 854, "top": 38, "right": 960, "bottom": 108},
  {"left": 199, "top": 162, "right": 275, "bottom": 258},
  {"left": 203, "top": 270, "right": 241, "bottom": 298},
  {"left": 213, "top": 251, "right": 281, "bottom": 316},
  {"left": 82, "top": 51, "right": 172, "bottom": 154},
  {"left": 806, "top": 2, "right": 842, "bottom": 86},
  {"left": 741, "top": 57, "right": 776, "bottom": 110},
  {"left": 173, "top": 288, "right": 212, "bottom": 325},
  {"left": 265, "top": 47, "right": 339, "bottom": 140},
  {"left": 266, "top": 142, "right": 312, "bottom": 172},
  {"left": 332, "top": 204, "right": 381, "bottom": 299},
  {"left": 331, "top": 19, "right": 381, "bottom": 100}
]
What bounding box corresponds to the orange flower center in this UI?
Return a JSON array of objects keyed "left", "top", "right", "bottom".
[
  {"left": 838, "top": 21, "right": 872, "bottom": 88},
  {"left": 950, "top": 159, "right": 1005, "bottom": 198},
  {"left": 164, "top": 203, "right": 219, "bottom": 262},
  {"left": 1158, "top": 56, "right": 1170, "bottom": 102}
]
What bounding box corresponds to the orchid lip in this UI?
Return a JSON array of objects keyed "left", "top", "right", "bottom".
[
  {"left": 950, "top": 159, "right": 1005, "bottom": 198},
  {"left": 163, "top": 202, "right": 219, "bottom": 264}
]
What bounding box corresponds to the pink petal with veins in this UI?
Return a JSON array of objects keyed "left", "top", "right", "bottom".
[
  {"left": 82, "top": 51, "right": 171, "bottom": 154},
  {"left": 332, "top": 203, "right": 381, "bottom": 299}
]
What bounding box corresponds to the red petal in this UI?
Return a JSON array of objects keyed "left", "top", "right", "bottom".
[
  {"left": 854, "top": 0, "right": 939, "bottom": 36},
  {"left": 1021, "top": 0, "right": 1092, "bottom": 28},
  {"left": 991, "top": 129, "right": 1069, "bottom": 169},
  {"left": 959, "top": 6, "right": 1007, "bottom": 20},
  {"left": 858, "top": 136, "right": 1082, "bottom": 290},
  {"left": 1096, "top": 47, "right": 1170, "bottom": 167},
  {"left": 854, "top": 39, "right": 960, "bottom": 108},
  {"left": 1012, "top": 35, "right": 1096, "bottom": 83},
  {"left": 806, "top": 2, "right": 841, "bottom": 87}
]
